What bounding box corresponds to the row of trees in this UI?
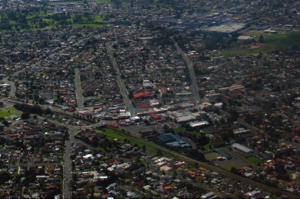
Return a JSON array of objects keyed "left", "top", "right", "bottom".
[{"left": 14, "top": 103, "right": 53, "bottom": 116}]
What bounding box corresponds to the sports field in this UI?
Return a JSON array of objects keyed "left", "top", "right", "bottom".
[
  {"left": 204, "top": 152, "right": 220, "bottom": 161},
  {"left": 216, "top": 32, "right": 300, "bottom": 56},
  {"left": 246, "top": 156, "right": 264, "bottom": 165}
]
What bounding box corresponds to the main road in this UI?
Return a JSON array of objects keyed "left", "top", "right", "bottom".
[
  {"left": 74, "top": 68, "right": 84, "bottom": 111},
  {"left": 63, "top": 127, "right": 74, "bottom": 199},
  {"left": 106, "top": 42, "right": 135, "bottom": 116},
  {"left": 173, "top": 40, "right": 201, "bottom": 105}
]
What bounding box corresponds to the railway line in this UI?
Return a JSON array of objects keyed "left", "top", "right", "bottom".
[{"left": 105, "top": 127, "right": 299, "bottom": 198}]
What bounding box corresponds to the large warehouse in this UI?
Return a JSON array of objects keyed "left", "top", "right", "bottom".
[{"left": 232, "top": 143, "right": 254, "bottom": 154}]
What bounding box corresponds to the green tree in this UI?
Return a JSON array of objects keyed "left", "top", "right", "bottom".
[
  {"left": 21, "top": 112, "right": 30, "bottom": 119},
  {"left": 259, "top": 35, "right": 264, "bottom": 43},
  {"left": 156, "top": 149, "right": 163, "bottom": 156},
  {"left": 0, "top": 172, "right": 11, "bottom": 185},
  {"left": 43, "top": 108, "right": 53, "bottom": 115}
]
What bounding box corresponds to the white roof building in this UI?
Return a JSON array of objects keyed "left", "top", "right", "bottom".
[
  {"left": 232, "top": 143, "right": 253, "bottom": 154},
  {"left": 190, "top": 121, "right": 209, "bottom": 128}
]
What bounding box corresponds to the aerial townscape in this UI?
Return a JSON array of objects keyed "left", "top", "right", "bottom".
[{"left": 1, "top": 0, "right": 300, "bottom": 198}]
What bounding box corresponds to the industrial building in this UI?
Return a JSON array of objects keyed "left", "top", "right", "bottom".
[
  {"left": 168, "top": 110, "right": 207, "bottom": 123},
  {"left": 216, "top": 149, "right": 232, "bottom": 160},
  {"left": 157, "top": 133, "right": 190, "bottom": 147},
  {"left": 233, "top": 128, "right": 251, "bottom": 135},
  {"left": 232, "top": 143, "right": 254, "bottom": 154},
  {"left": 190, "top": 121, "right": 209, "bottom": 128}
]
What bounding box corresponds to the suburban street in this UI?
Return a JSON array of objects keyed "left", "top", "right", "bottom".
[
  {"left": 2, "top": 65, "right": 34, "bottom": 98},
  {"left": 2, "top": 77, "right": 15, "bottom": 98},
  {"left": 74, "top": 68, "right": 84, "bottom": 111},
  {"left": 237, "top": 118, "right": 259, "bottom": 133},
  {"left": 9, "top": 162, "right": 63, "bottom": 168},
  {"left": 0, "top": 55, "right": 297, "bottom": 198},
  {"left": 63, "top": 127, "right": 74, "bottom": 199},
  {"left": 106, "top": 42, "right": 135, "bottom": 116},
  {"left": 173, "top": 41, "right": 200, "bottom": 105}
]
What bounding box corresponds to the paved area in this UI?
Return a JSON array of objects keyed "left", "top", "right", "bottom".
[
  {"left": 173, "top": 40, "right": 200, "bottom": 105},
  {"left": 63, "top": 127, "right": 74, "bottom": 199},
  {"left": 75, "top": 68, "right": 84, "bottom": 111},
  {"left": 106, "top": 42, "right": 135, "bottom": 116}
]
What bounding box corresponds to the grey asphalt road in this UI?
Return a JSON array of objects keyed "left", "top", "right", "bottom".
[
  {"left": 75, "top": 68, "right": 84, "bottom": 111},
  {"left": 2, "top": 64, "right": 39, "bottom": 98},
  {"left": 63, "top": 128, "right": 74, "bottom": 199},
  {"left": 106, "top": 42, "right": 135, "bottom": 116},
  {"left": 9, "top": 162, "right": 63, "bottom": 168},
  {"left": 3, "top": 76, "right": 17, "bottom": 98},
  {"left": 173, "top": 41, "right": 200, "bottom": 105}
]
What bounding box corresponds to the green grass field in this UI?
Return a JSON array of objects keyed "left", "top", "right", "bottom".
[
  {"left": 222, "top": 162, "right": 242, "bottom": 170},
  {"left": 0, "top": 10, "right": 105, "bottom": 32},
  {"left": 0, "top": 112, "right": 20, "bottom": 118},
  {"left": 246, "top": 156, "right": 264, "bottom": 165},
  {"left": 94, "top": 15, "right": 104, "bottom": 21},
  {"left": 100, "top": 129, "right": 157, "bottom": 153},
  {"left": 3, "top": 106, "right": 17, "bottom": 111},
  {"left": 216, "top": 32, "right": 300, "bottom": 56},
  {"left": 47, "top": 1, "right": 80, "bottom": 5},
  {"left": 47, "top": 0, "right": 110, "bottom": 4},
  {"left": 204, "top": 143, "right": 214, "bottom": 150},
  {"left": 188, "top": 164, "right": 196, "bottom": 170},
  {"left": 26, "top": 12, "right": 53, "bottom": 19},
  {"left": 96, "top": 0, "right": 111, "bottom": 3},
  {"left": 174, "top": 127, "right": 185, "bottom": 133},
  {"left": 204, "top": 152, "right": 220, "bottom": 161},
  {"left": 69, "top": 24, "right": 103, "bottom": 28},
  {"left": 242, "top": 30, "right": 267, "bottom": 38}
]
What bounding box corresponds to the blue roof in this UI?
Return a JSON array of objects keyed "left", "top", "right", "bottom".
[
  {"left": 134, "top": 108, "right": 141, "bottom": 113},
  {"left": 157, "top": 133, "right": 185, "bottom": 143}
]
